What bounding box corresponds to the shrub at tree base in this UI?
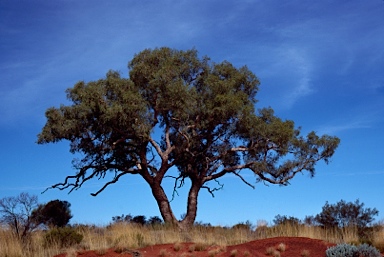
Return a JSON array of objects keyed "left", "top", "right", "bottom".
[
  {"left": 326, "top": 243, "right": 381, "bottom": 257},
  {"left": 43, "top": 227, "right": 83, "bottom": 248}
]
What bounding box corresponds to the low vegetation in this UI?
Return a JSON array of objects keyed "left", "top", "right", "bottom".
[
  {"left": 0, "top": 195, "right": 382, "bottom": 257},
  {"left": 0, "top": 221, "right": 383, "bottom": 257},
  {"left": 325, "top": 243, "right": 381, "bottom": 257}
]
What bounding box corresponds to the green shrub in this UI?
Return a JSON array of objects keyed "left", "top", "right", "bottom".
[
  {"left": 357, "top": 243, "right": 381, "bottom": 257},
  {"left": 326, "top": 243, "right": 358, "bottom": 257},
  {"left": 43, "top": 227, "right": 83, "bottom": 248},
  {"left": 326, "top": 243, "right": 381, "bottom": 257}
]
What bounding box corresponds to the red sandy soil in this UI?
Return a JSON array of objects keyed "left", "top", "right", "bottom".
[{"left": 54, "top": 237, "right": 338, "bottom": 257}]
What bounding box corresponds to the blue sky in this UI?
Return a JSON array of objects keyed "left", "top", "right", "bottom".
[{"left": 1, "top": 0, "right": 383, "bottom": 226}]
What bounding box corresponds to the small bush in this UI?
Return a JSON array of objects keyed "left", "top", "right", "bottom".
[
  {"left": 301, "top": 249, "right": 310, "bottom": 257},
  {"left": 159, "top": 248, "right": 168, "bottom": 257},
  {"left": 208, "top": 249, "right": 220, "bottom": 257},
  {"left": 193, "top": 243, "right": 207, "bottom": 251},
  {"left": 326, "top": 243, "right": 381, "bottom": 257},
  {"left": 230, "top": 249, "right": 238, "bottom": 257},
  {"left": 326, "top": 243, "right": 358, "bottom": 257},
  {"left": 277, "top": 243, "right": 286, "bottom": 252},
  {"left": 43, "top": 227, "right": 83, "bottom": 248},
  {"left": 243, "top": 250, "right": 251, "bottom": 256},
  {"left": 357, "top": 243, "right": 381, "bottom": 257},
  {"left": 266, "top": 247, "right": 275, "bottom": 255},
  {"left": 173, "top": 242, "right": 182, "bottom": 251}
]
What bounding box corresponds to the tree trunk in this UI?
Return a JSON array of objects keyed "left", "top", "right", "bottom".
[
  {"left": 150, "top": 182, "right": 178, "bottom": 225},
  {"left": 179, "top": 180, "right": 201, "bottom": 230},
  {"left": 148, "top": 177, "right": 202, "bottom": 230}
]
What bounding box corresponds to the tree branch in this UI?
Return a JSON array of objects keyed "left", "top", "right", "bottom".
[
  {"left": 201, "top": 179, "right": 224, "bottom": 197},
  {"left": 90, "top": 170, "right": 130, "bottom": 196}
]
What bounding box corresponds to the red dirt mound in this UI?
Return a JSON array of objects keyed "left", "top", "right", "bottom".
[{"left": 54, "top": 237, "right": 336, "bottom": 257}]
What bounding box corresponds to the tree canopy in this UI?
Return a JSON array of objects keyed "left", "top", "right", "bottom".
[
  {"left": 32, "top": 200, "right": 72, "bottom": 228},
  {"left": 315, "top": 199, "right": 379, "bottom": 229},
  {"left": 38, "top": 47, "right": 340, "bottom": 229}
]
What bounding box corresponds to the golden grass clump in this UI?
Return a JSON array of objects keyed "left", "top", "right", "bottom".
[{"left": 301, "top": 249, "right": 310, "bottom": 257}]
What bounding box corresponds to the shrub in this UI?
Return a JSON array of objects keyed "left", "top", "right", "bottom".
[
  {"left": 32, "top": 199, "right": 72, "bottom": 228},
  {"left": 43, "top": 227, "right": 83, "bottom": 248},
  {"left": 266, "top": 247, "right": 275, "bottom": 255},
  {"left": 173, "top": 242, "right": 182, "bottom": 251},
  {"left": 159, "top": 248, "right": 168, "bottom": 257},
  {"left": 243, "top": 250, "right": 251, "bottom": 256},
  {"left": 277, "top": 243, "right": 286, "bottom": 251},
  {"left": 301, "top": 249, "right": 310, "bottom": 257},
  {"left": 193, "top": 243, "right": 207, "bottom": 251},
  {"left": 326, "top": 243, "right": 381, "bottom": 257},
  {"left": 357, "top": 243, "right": 381, "bottom": 257},
  {"left": 316, "top": 200, "right": 378, "bottom": 229},
  {"left": 325, "top": 243, "right": 359, "bottom": 257}
]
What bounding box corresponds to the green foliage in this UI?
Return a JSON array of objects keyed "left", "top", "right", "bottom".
[
  {"left": 232, "top": 221, "right": 253, "bottom": 230},
  {"left": 273, "top": 215, "right": 301, "bottom": 226},
  {"left": 38, "top": 47, "right": 340, "bottom": 227},
  {"left": 32, "top": 200, "right": 72, "bottom": 228},
  {"left": 316, "top": 199, "right": 378, "bottom": 243},
  {"left": 316, "top": 199, "right": 378, "bottom": 229},
  {"left": 43, "top": 227, "right": 83, "bottom": 248},
  {"left": 148, "top": 216, "right": 163, "bottom": 225},
  {"left": 112, "top": 213, "right": 133, "bottom": 223},
  {"left": 326, "top": 243, "right": 359, "bottom": 257},
  {"left": 111, "top": 213, "right": 162, "bottom": 226},
  {"left": 131, "top": 215, "right": 146, "bottom": 225},
  {"left": 326, "top": 243, "right": 381, "bottom": 257}
]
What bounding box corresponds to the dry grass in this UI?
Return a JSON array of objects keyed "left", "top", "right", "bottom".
[
  {"left": 277, "top": 242, "right": 286, "bottom": 252},
  {"left": 230, "top": 249, "right": 238, "bottom": 257},
  {"left": 0, "top": 222, "right": 383, "bottom": 257},
  {"left": 301, "top": 249, "right": 310, "bottom": 257}
]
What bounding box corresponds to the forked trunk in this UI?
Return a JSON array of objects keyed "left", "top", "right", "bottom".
[{"left": 150, "top": 179, "right": 202, "bottom": 230}]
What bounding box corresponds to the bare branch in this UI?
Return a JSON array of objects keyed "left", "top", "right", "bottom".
[
  {"left": 201, "top": 179, "right": 224, "bottom": 197},
  {"left": 148, "top": 137, "right": 165, "bottom": 160},
  {"left": 43, "top": 162, "right": 140, "bottom": 195},
  {"left": 90, "top": 171, "right": 130, "bottom": 196},
  {"left": 231, "top": 171, "right": 255, "bottom": 189},
  {"left": 165, "top": 124, "right": 172, "bottom": 154},
  {"left": 230, "top": 146, "right": 249, "bottom": 152}
]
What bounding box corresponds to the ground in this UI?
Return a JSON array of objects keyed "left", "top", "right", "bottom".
[{"left": 54, "top": 237, "right": 339, "bottom": 257}]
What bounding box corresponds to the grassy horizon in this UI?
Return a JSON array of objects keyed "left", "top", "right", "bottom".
[{"left": 1, "top": 222, "right": 383, "bottom": 257}]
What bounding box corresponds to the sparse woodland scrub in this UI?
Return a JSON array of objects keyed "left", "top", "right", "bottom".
[{"left": 1, "top": 222, "right": 383, "bottom": 257}]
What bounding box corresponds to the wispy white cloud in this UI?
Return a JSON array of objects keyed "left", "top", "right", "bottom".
[
  {"left": 279, "top": 48, "right": 314, "bottom": 108},
  {"left": 316, "top": 105, "right": 384, "bottom": 135}
]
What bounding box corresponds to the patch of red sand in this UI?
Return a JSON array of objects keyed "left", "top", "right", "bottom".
[{"left": 54, "top": 237, "right": 337, "bottom": 257}]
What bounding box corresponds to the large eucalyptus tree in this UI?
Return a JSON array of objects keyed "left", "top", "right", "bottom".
[{"left": 38, "top": 47, "right": 340, "bottom": 229}]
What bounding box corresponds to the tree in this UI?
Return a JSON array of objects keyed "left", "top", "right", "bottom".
[
  {"left": 273, "top": 215, "right": 301, "bottom": 226},
  {"left": 148, "top": 216, "right": 163, "bottom": 225},
  {"left": 131, "top": 215, "right": 147, "bottom": 225},
  {"left": 0, "top": 193, "right": 39, "bottom": 241},
  {"left": 38, "top": 47, "right": 340, "bottom": 230},
  {"left": 32, "top": 199, "right": 72, "bottom": 228},
  {"left": 315, "top": 199, "right": 379, "bottom": 229},
  {"left": 112, "top": 214, "right": 132, "bottom": 223}
]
